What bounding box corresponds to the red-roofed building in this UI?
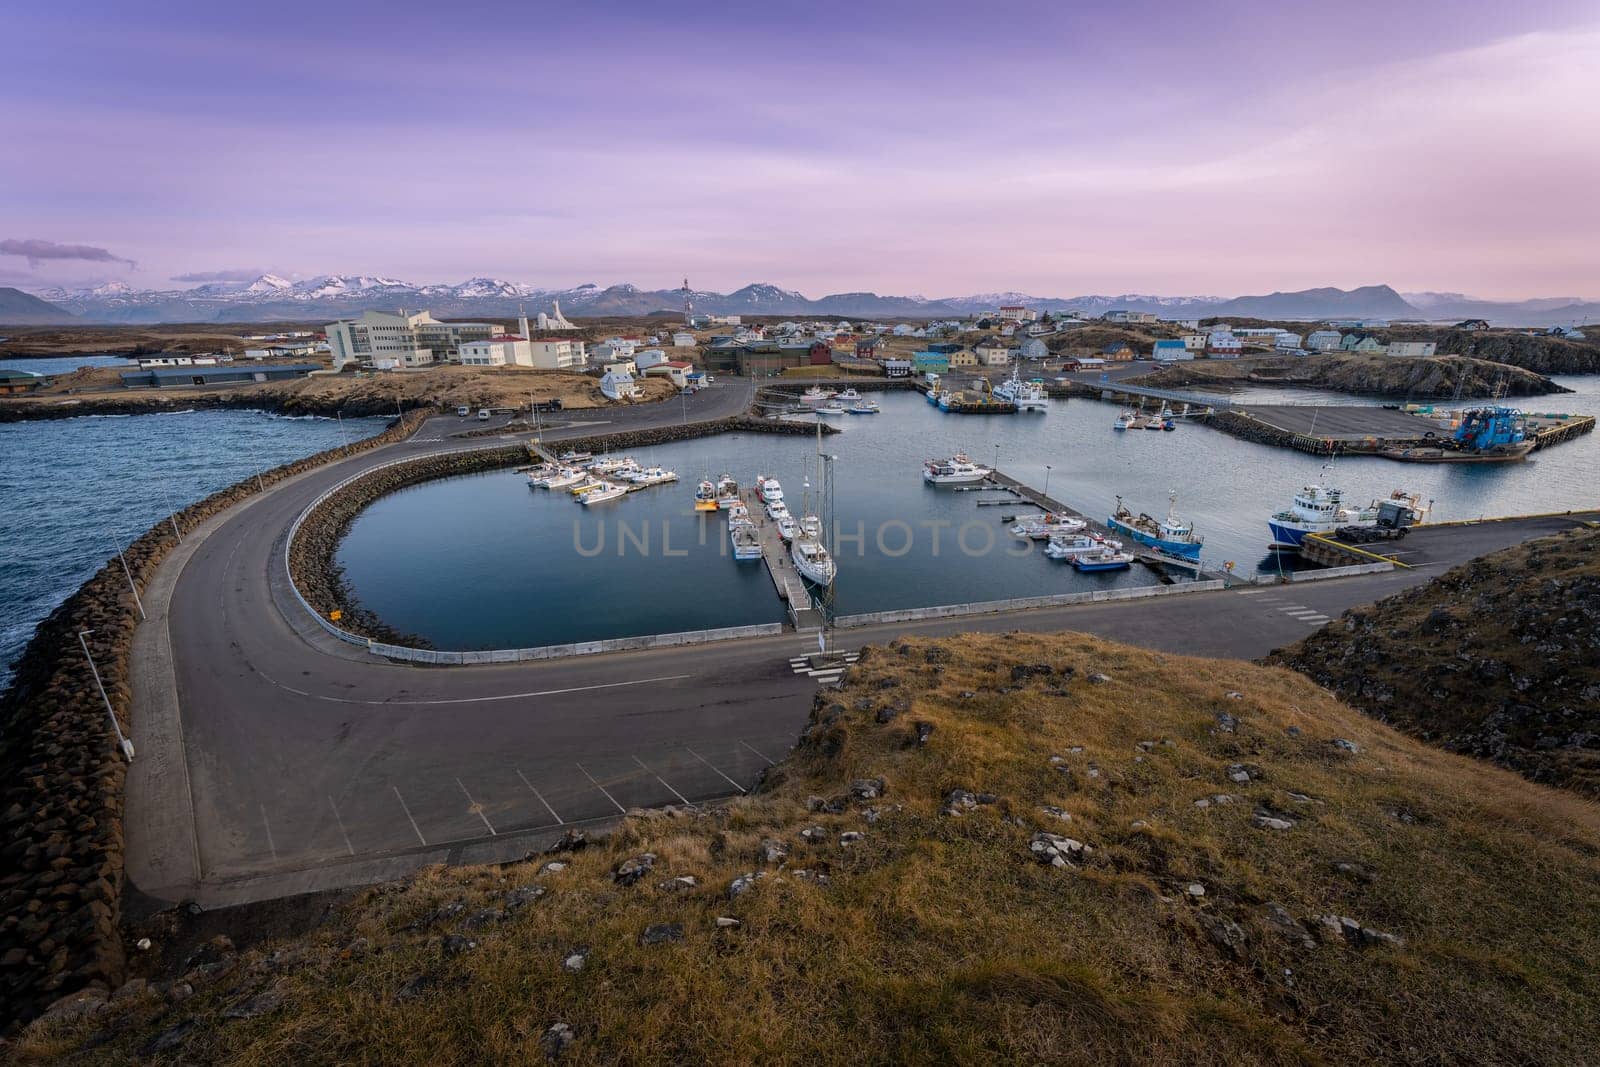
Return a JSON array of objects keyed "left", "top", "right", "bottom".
[{"left": 644, "top": 360, "right": 696, "bottom": 387}]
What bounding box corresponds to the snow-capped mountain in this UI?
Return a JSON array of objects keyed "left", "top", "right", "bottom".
[{"left": 20, "top": 274, "right": 1591, "bottom": 326}]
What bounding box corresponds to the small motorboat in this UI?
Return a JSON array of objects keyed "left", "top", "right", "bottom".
[
  {"left": 533, "top": 467, "right": 584, "bottom": 488},
  {"left": 846, "top": 400, "right": 880, "bottom": 414},
  {"left": 815, "top": 401, "right": 847, "bottom": 415},
  {"left": 777, "top": 514, "right": 801, "bottom": 542},
  {"left": 579, "top": 482, "right": 628, "bottom": 505},
  {"left": 558, "top": 449, "right": 592, "bottom": 463},
  {"left": 730, "top": 523, "right": 762, "bottom": 560},
  {"left": 835, "top": 388, "right": 862, "bottom": 402},
  {"left": 569, "top": 478, "right": 607, "bottom": 496},
  {"left": 694, "top": 479, "right": 719, "bottom": 511},
  {"left": 1113, "top": 411, "right": 1135, "bottom": 431},
  {"left": 1072, "top": 548, "right": 1135, "bottom": 571},
  {"left": 1044, "top": 533, "right": 1123, "bottom": 560},
  {"left": 1009, "top": 513, "right": 1087, "bottom": 540}
]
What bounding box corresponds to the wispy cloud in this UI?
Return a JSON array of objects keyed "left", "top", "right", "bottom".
[
  {"left": 0, "top": 238, "right": 137, "bottom": 269},
  {"left": 170, "top": 268, "right": 268, "bottom": 282}
]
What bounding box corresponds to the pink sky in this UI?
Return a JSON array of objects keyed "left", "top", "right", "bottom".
[{"left": 2, "top": 1, "right": 1597, "bottom": 299}]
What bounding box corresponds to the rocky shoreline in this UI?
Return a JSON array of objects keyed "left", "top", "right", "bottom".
[
  {"left": 289, "top": 416, "right": 838, "bottom": 645},
  {"left": 0, "top": 410, "right": 427, "bottom": 1033},
  {"left": 1134, "top": 353, "right": 1569, "bottom": 399},
  {"left": 0, "top": 391, "right": 423, "bottom": 424}
]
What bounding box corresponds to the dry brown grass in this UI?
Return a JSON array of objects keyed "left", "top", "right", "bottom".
[{"left": 24, "top": 633, "right": 1600, "bottom": 1064}]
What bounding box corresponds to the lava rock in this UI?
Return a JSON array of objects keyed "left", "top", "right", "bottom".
[
  {"left": 613, "top": 852, "right": 657, "bottom": 886},
  {"left": 639, "top": 923, "right": 684, "bottom": 946}
]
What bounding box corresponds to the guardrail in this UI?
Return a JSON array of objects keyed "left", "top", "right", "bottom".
[
  {"left": 1287, "top": 561, "right": 1393, "bottom": 581},
  {"left": 366, "top": 622, "right": 785, "bottom": 664},
  {"left": 833, "top": 579, "right": 1227, "bottom": 629}
]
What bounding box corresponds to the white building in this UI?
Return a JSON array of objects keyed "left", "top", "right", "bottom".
[
  {"left": 998, "top": 305, "right": 1037, "bottom": 322},
  {"left": 1274, "top": 332, "right": 1303, "bottom": 351},
  {"left": 459, "top": 334, "right": 530, "bottom": 367},
  {"left": 1181, "top": 334, "right": 1208, "bottom": 351},
  {"left": 1019, "top": 337, "right": 1049, "bottom": 360},
  {"left": 1305, "top": 330, "right": 1342, "bottom": 352},
  {"left": 1207, "top": 332, "right": 1243, "bottom": 358},
  {"left": 325, "top": 310, "right": 499, "bottom": 370},
  {"left": 1103, "top": 310, "right": 1158, "bottom": 324},
  {"left": 644, "top": 360, "right": 693, "bottom": 388},
  {"left": 600, "top": 369, "right": 643, "bottom": 400},
  {"left": 633, "top": 348, "right": 669, "bottom": 372},
  {"left": 527, "top": 337, "right": 586, "bottom": 369},
  {"left": 534, "top": 301, "right": 577, "bottom": 331},
  {"left": 1386, "top": 341, "right": 1438, "bottom": 358},
  {"left": 892, "top": 324, "right": 916, "bottom": 336},
  {"left": 672, "top": 331, "right": 697, "bottom": 348}
]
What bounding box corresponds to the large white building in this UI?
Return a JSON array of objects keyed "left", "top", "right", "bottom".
[
  {"left": 1305, "top": 330, "right": 1342, "bottom": 352},
  {"left": 1386, "top": 341, "right": 1438, "bottom": 358},
  {"left": 455, "top": 314, "right": 587, "bottom": 369},
  {"left": 324, "top": 310, "right": 499, "bottom": 370}
]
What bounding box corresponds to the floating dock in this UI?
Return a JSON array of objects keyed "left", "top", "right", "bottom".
[
  {"left": 984, "top": 469, "right": 1219, "bottom": 581},
  {"left": 742, "top": 489, "right": 822, "bottom": 628}
]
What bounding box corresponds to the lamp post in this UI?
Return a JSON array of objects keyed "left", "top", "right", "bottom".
[
  {"left": 78, "top": 630, "right": 134, "bottom": 762},
  {"left": 156, "top": 481, "right": 183, "bottom": 543},
  {"left": 106, "top": 530, "right": 145, "bottom": 620},
  {"left": 1044, "top": 464, "right": 1053, "bottom": 499},
  {"left": 336, "top": 409, "right": 348, "bottom": 449}
]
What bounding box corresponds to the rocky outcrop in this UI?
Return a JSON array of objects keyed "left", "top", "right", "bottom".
[
  {"left": 0, "top": 411, "right": 426, "bottom": 1033},
  {"left": 1429, "top": 330, "right": 1600, "bottom": 376},
  {"left": 1269, "top": 526, "right": 1600, "bottom": 797},
  {"left": 1137, "top": 353, "right": 1567, "bottom": 399}
]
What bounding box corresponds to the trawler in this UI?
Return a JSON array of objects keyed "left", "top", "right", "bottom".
[{"left": 1108, "top": 492, "right": 1202, "bottom": 560}]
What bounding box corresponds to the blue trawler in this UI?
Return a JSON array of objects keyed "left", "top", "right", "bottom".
[{"left": 1108, "top": 493, "right": 1203, "bottom": 561}]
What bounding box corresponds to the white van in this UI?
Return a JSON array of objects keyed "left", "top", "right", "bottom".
[
  {"left": 477, "top": 408, "right": 491, "bottom": 420},
  {"left": 456, "top": 405, "right": 470, "bottom": 417}
]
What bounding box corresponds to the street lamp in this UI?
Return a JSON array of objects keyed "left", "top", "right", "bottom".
[
  {"left": 1044, "top": 464, "right": 1053, "bottom": 499},
  {"left": 106, "top": 530, "right": 145, "bottom": 620},
  {"left": 156, "top": 481, "right": 184, "bottom": 543},
  {"left": 336, "top": 409, "right": 348, "bottom": 449},
  {"left": 78, "top": 630, "right": 134, "bottom": 762}
]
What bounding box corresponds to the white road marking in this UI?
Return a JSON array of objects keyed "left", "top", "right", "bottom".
[
  {"left": 1233, "top": 589, "right": 1268, "bottom": 596},
  {"left": 456, "top": 777, "right": 497, "bottom": 835},
  {"left": 576, "top": 762, "right": 628, "bottom": 814},
  {"left": 272, "top": 673, "right": 693, "bottom": 706},
  {"left": 259, "top": 804, "right": 278, "bottom": 861},
  {"left": 684, "top": 746, "right": 746, "bottom": 793},
  {"left": 328, "top": 795, "right": 356, "bottom": 856},
  {"left": 634, "top": 756, "right": 694, "bottom": 806},
  {"left": 515, "top": 768, "right": 564, "bottom": 824},
  {"left": 392, "top": 785, "right": 428, "bottom": 846},
  {"left": 1300, "top": 614, "right": 1331, "bottom": 624},
  {"left": 739, "top": 739, "right": 776, "bottom": 765}
]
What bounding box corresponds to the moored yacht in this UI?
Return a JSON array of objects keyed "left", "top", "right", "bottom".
[
  {"left": 1009, "top": 513, "right": 1087, "bottom": 539},
  {"left": 756, "top": 477, "right": 784, "bottom": 506},
  {"left": 1113, "top": 411, "right": 1135, "bottom": 431},
  {"left": 922, "top": 452, "right": 991, "bottom": 484},
  {"left": 1044, "top": 533, "right": 1124, "bottom": 560},
  {"left": 791, "top": 537, "right": 837, "bottom": 585}
]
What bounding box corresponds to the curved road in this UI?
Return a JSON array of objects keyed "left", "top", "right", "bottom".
[{"left": 124, "top": 379, "right": 1599, "bottom": 910}]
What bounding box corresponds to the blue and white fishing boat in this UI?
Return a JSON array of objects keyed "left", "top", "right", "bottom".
[
  {"left": 1108, "top": 492, "right": 1202, "bottom": 561},
  {"left": 1267, "top": 484, "right": 1428, "bottom": 548}
]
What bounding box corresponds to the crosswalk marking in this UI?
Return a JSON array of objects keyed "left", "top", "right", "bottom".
[
  {"left": 1299, "top": 614, "right": 1331, "bottom": 624},
  {"left": 789, "top": 652, "right": 860, "bottom": 682}
]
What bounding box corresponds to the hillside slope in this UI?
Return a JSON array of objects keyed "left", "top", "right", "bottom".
[
  {"left": 21, "top": 633, "right": 1600, "bottom": 1064},
  {"left": 1270, "top": 527, "right": 1600, "bottom": 797},
  {"left": 0, "top": 287, "right": 75, "bottom": 325},
  {"left": 1135, "top": 352, "right": 1565, "bottom": 399}
]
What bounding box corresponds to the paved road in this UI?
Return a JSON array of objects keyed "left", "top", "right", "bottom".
[{"left": 123, "top": 378, "right": 1598, "bottom": 911}]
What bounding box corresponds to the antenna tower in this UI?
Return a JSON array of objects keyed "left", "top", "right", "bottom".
[{"left": 681, "top": 276, "right": 693, "bottom": 325}]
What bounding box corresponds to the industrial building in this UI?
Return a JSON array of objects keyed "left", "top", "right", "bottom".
[
  {"left": 120, "top": 363, "right": 321, "bottom": 389},
  {"left": 324, "top": 310, "right": 499, "bottom": 369}
]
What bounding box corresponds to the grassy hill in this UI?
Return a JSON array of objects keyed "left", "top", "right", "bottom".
[
  {"left": 1270, "top": 526, "right": 1600, "bottom": 798},
  {"left": 0, "top": 288, "right": 76, "bottom": 325},
  {"left": 19, "top": 632, "right": 1600, "bottom": 1064}
]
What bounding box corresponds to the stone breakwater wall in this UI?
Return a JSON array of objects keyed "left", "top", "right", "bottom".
[
  {"left": 289, "top": 416, "right": 837, "bottom": 641},
  {"left": 0, "top": 393, "right": 425, "bottom": 424},
  {"left": 1198, "top": 411, "right": 1355, "bottom": 456},
  {"left": 0, "top": 410, "right": 426, "bottom": 1033}
]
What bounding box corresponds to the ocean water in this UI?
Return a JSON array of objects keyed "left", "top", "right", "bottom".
[
  {"left": 337, "top": 378, "right": 1600, "bottom": 650},
  {"left": 0, "top": 409, "right": 390, "bottom": 689},
  {"left": 0, "top": 354, "right": 132, "bottom": 375}
]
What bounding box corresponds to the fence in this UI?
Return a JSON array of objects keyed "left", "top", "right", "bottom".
[
  {"left": 1286, "top": 561, "right": 1393, "bottom": 582},
  {"left": 833, "top": 579, "right": 1227, "bottom": 629},
  {"left": 367, "top": 623, "right": 785, "bottom": 664}
]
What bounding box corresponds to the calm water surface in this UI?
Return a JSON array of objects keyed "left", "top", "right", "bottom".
[
  {"left": 338, "top": 377, "right": 1600, "bottom": 651},
  {"left": 0, "top": 410, "right": 389, "bottom": 688}
]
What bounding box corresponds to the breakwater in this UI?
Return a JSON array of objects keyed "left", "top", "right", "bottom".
[
  {"left": 0, "top": 410, "right": 427, "bottom": 1031},
  {"left": 0, "top": 391, "right": 423, "bottom": 424}
]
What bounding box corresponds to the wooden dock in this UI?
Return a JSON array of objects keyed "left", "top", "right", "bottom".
[
  {"left": 743, "top": 488, "right": 822, "bottom": 628},
  {"left": 984, "top": 469, "right": 1214, "bottom": 581}
]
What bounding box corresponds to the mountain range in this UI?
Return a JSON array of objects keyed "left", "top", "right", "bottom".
[{"left": 6, "top": 277, "right": 1597, "bottom": 327}]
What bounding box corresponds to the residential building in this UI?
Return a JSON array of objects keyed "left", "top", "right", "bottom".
[
  {"left": 892, "top": 324, "right": 916, "bottom": 336},
  {"left": 855, "top": 337, "right": 886, "bottom": 360},
  {"left": 998, "top": 305, "right": 1037, "bottom": 322},
  {"left": 1019, "top": 338, "right": 1049, "bottom": 360},
  {"left": 707, "top": 314, "right": 742, "bottom": 326},
  {"left": 1181, "top": 333, "right": 1208, "bottom": 351},
  {"left": 527, "top": 337, "right": 586, "bottom": 369},
  {"left": 974, "top": 339, "right": 1011, "bottom": 366},
  {"left": 949, "top": 348, "right": 978, "bottom": 367},
  {"left": 1151, "top": 339, "right": 1192, "bottom": 362},
  {"left": 912, "top": 350, "right": 950, "bottom": 374},
  {"left": 600, "top": 359, "right": 638, "bottom": 377},
  {"left": 672, "top": 331, "right": 697, "bottom": 347},
  {"left": 1101, "top": 342, "right": 1136, "bottom": 361},
  {"left": 1103, "top": 310, "right": 1158, "bottom": 324},
  {"left": 459, "top": 334, "right": 531, "bottom": 367},
  {"left": 643, "top": 361, "right": 694, "bottom": 388},
  {"left": 1206, "top": 333, "right": 1243, "bottom": 358},
  {"left": 879, "top": 358, "right": 913, "bottom": 378},
  {"left": 1305, "top": 330, "right": 1342, "bottom": 352},
  {"left": 1274, "top": 332, "right": 1303, "bottom": 352},
  {"left": 1385, "top": 341, "right": 1438, "bottom": 358},
  {"left": 634, "top": 348, "right": 669, "bottom": 372}
]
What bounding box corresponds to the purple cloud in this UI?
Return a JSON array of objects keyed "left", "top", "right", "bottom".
[{"left": 0, "top": 238, "right": 136, "bottom": 270}]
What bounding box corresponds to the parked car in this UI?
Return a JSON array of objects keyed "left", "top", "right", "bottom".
[
  {"left": 477, "top": 408, "right": 491, "bottom": 420},
  {"left": 456, "top": 405, "right": 470, "bottom": 417}
]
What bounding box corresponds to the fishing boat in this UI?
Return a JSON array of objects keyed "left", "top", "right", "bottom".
[
  {"left": 777, "top": 514, "right": 801, "bottom": 542},
  {"left": 1162, "top": 418, "right": 1176, "bottom": 431},
  {"left": 579, "top": 482, "right": 627, "bottom": 505},
  {"left": 922, "top": 452, "right": 991, "bottom": 484},
  {"left": 846, "top": 400, "right": 880, "bottom": 414},
  {"left": 799, "top": 386, "right": 835, "bottom": 406},
  {"left": 1072, "top": 547, "right": 1135, "bottom": 571},
  {"left": 1113, "top": 411, "right": 1135, "bottom": 431},
  {"left": 1044, "top": 533, "right": 1124, "bottom": 560},
  {"left": 756, "top": 477, "right": 784, "bottom": 506},
  {"left": 715, "top": 475, "right": 741, "bottom": 509},
  {"left": 533, "top": 467, "right": 584, "bottom": 489},
  {"left": 729, "top": 523, "right": 762, "bottom": 560},
  {"left": 1267, "top": 484, "right": 1428, "bottom": 548},
  {"left": 792, "top": 538, "right": 837, "bottom": 585},
  {"left": 694, "top": 479, "right": 719, "bottom": 511},
  {"left": 925, "top": 386, "right": 943, "bottom": 405},
  {"left": 835, "top": 388, "right": 862, "bottom": 402},
  {"left": 1140, "top": 413, "right": 1163, "bottom": 430},
  {"left": 558, "top": 449, "right": 592, "bottom": 463},
  {"left": 993, "top": 365, "right": 1050, "bottom": 412},
  {"left": 1009, "top": 513, "right": 1087, "bottom": 539},
  {"left": 728, "top": 501, "right": 753, "bottom": 527},
  {"left": 1108, "top": 492, "right": 1203, "bottom": 560},
  {"left": 628, "top": 466, "right": 678, "bottom": 486},
  {"left": 815, "top": 401, "right": 847, "bottom": 415},
  {"left": 767, "top": 501, "right": 792, "bottom": 522},
  {"left": 588, "top": 456, "right": 636, "bottom": 475}
]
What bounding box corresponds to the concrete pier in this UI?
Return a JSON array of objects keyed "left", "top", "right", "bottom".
[{"left": 742, "top": 488, "right": 821, "bottom": 628}]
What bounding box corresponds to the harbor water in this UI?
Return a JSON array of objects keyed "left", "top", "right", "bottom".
[{"left": 0, "top": 409, "right": 389, "bottom": 689}]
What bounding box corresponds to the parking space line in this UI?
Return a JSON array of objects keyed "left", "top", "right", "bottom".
[
  {"left": 575, "top": 762, "right": 628, "bottom": 814},
  {"left": 633, "top": 756, "right": 694, "bottom": 806},
  {"left": 392, "top": 785, "right": 428, "bottom": 846},
  {"left": 684, "top": 746, "right": 747, "bottom": 793},
  {"left": 740, "top": 739, "right": 776, "bottom": 765},
  {"left": 515, "top": 768, "right": 564, "bottom": 824},
  {"left": 456, "top": 777, "right": 497, "bottom": 835},
  {"left": 328, "top": 795, "right": 356, "bottom": 856},
  {"left": 259, "top": 804, "right": 278, "bottom": 861}
]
